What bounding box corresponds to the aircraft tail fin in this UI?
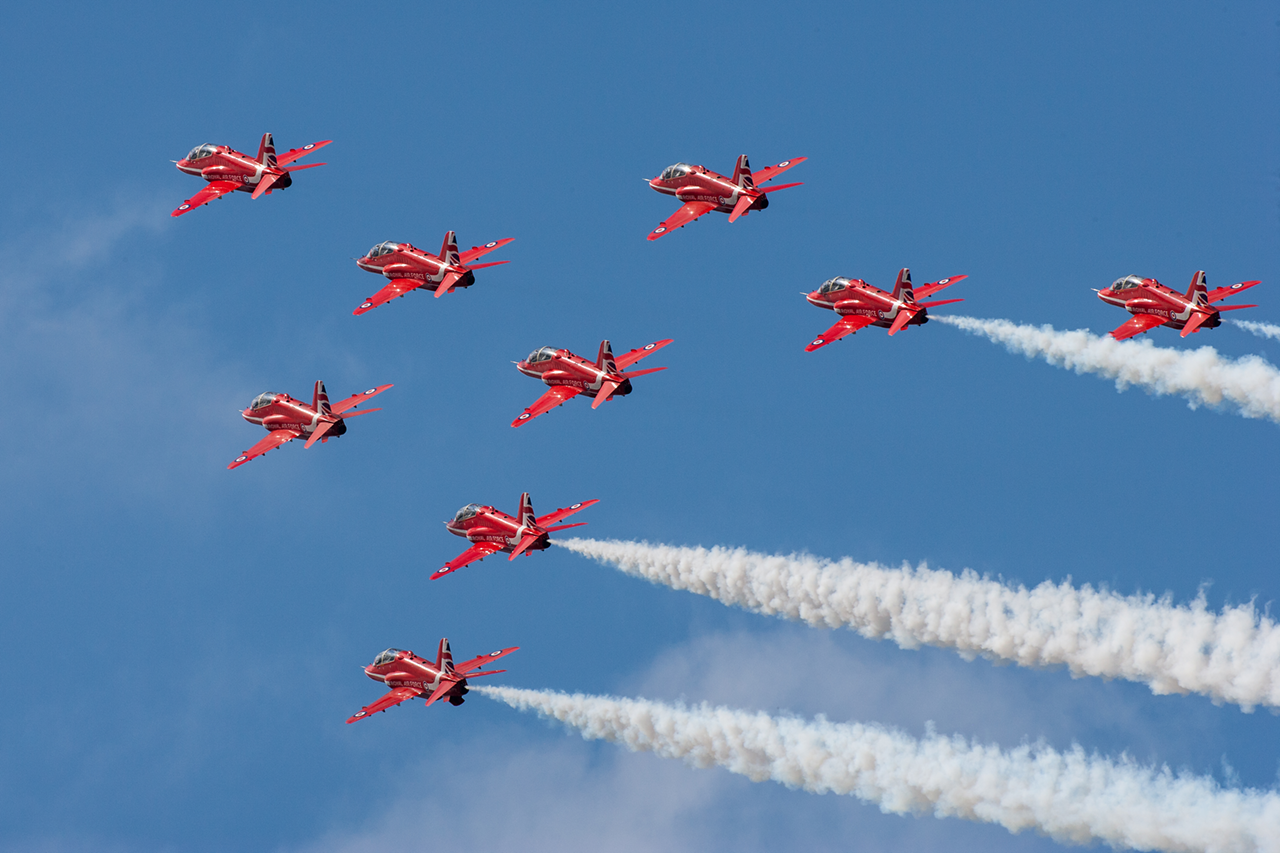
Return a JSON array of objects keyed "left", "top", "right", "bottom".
[
  {"left": 1186, "top": 270, "right": 1210, "bottom": 308},
  {"left": 891, "top": 268, "right": 915, "bottom": 303},
  {"left": 257, "top": 133, "right": 279, "bottom": 170},
  {"left": 518, "top": 492, "right": 536, "bottom": 529},
  {"left": 437, "top": 638, "right": 455, "bottom": 675},
  {"left": 595, "top": 340, "right": 619, "bottom": 374},
  {"left": 313, "top": 380, "right": 333, "bottom": 417},
  {"left": 732, "top": 154, "right": 756, "bottom": 190},
  {"left": 440, "top": 231, "right": 461, "bottom": 266}
]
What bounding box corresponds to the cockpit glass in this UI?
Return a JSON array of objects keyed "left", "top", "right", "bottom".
[
  {"left": 373, "top": 648, "right": 401, "bottom": 666},
  {"left": 1111, "top": 275, "right": 1143, "bottom": 291},
  {"left": 660, "top": 163, "right": 693, "bottom": 180},
  {"left": 250, "top": 392, "right": 277, "bottom": 410},
  {"left": 819, "top": 278, "right": 848, "bottom": 294},
  {"left": 527, "top": 347, "right": 557, "bottom": 363},
  {"left": 454, "top": 504, "right": 480, "bottom": 521},
  {"left": 369, "top": 241, "right": 400, "bottom": 257},
  {"left": 187, "top": 144, "right": 216, "bottom": 161}
]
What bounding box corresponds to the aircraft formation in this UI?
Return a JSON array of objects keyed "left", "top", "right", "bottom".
[{"left": 172, "top": 134, "right": 1262, "bottom": 723}]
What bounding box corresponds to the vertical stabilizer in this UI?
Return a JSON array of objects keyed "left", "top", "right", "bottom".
[
  {"left": 437, "top": 638, "right": 454, "bottom": 674},
  {"left": 892, "top": 268, "right": 915, "bottom": 303},
  {"left": 313, "top": 380, "right": 332, "bottom": 417},
  {"left": 257, "top": 133, "right": 278, "bottom": 169},
  {"left": 596, "top": 340, "right": 618, "bottom": 374},
  {"left": 518, "top": 492, "right": 535, "bottom": 529},
  {"left": 731, "top": 154, "right": 756, "bottom": 190},
  {"left": 440, "top": 231, "right": 461, "bottom": 266},
  {"left": 1186, "top": 270, "right": 1210, "bottom": 308}
]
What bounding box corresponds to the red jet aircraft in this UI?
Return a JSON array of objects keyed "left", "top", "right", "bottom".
[
  {"left": 352, "top": 232, "right": 514, "bottom": 315},
  {"left": 1097, "top": 271, "right": 1260, "bottom": 340},
  {"left": 229, "top": 381, "right": 392, "bottom": 469},
  {"left": 346, "top": 640, "right": 518, "bottom": 722},
  {"left": 512, "top": 339, "right": 672, "bottom": 426},
  {"left": 172, "top": 133, "right": 330, "bottom": 217},
  {"left": 803, "top": 269, "right": 968, "bottom": 351},
  {"left": 646, "top": 155, "right": 805, "bottom": 240},
  {"left": 433, "top": 492, "right": 598, "bottom": 580}
]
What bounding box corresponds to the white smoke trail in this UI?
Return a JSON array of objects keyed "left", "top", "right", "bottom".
[
  {"left": 1232, "top": 320, "right": 1280, "bottom": 342},
  {"left": 559, "top": 538, "right": 1280, "bottom": 711},
  {"left": 932, "top": 316, "right": 1280, "bottom": 424},
  {"left": 478, "top": 685, "right": 1280, "bottom": 852}
]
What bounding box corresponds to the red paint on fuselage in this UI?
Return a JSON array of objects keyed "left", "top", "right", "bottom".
[
  {"left": 176, "top": 146, "right": 291, "bottom": 194},
  {"left": 648, "top": 164, "right": 767, "bottom": 214},
  {"left": 362, "top": 649, "right": 468, "bottom": 704},
  {"left": 1098, "top": 274, "right": 1218, "bottom": 332},
  {"left": 516, "top": 348, "right": 633, "bottom": 399},
  {"left": 445, "top": 505, "right": 551, "bottom": 556},
  {"left": 805, "top": 276, "right": 928, "bottom": 329}
]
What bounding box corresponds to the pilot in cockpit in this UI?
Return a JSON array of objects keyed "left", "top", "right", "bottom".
[
  {"left": 526, "top": 347, "right": 557, "bottom": 363},
  {"left": 249, "top": 393, "right": 277, "bottom": 410},
  {"left": 454, "top": 504, "right": 480, "bottom": 522},
  {"left": 186, "top": 144, "right": 217, "bottom": 161},
  {"left": 1110, "top": 275, "right": 1144, "bottom": 291},
  {"left": 659, "top": 163, "right": 693, "bottom": 181},
  {"left": 818, "top": 278, "right": 849, "bottom": 294},
  {"left": 368, "top": 242, "right": 401, "bottom": 258},
  {"left": 372, "top": 649, "right": 401, "bottom": 666}
]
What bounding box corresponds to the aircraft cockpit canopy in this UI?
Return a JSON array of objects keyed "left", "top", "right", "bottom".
[
  {"left": 1111, "top": 275, "right": 1145, "bottom": 291},
  {"left": 249, "top": 392, "right": 278, "bottom": 410},
  {"left": 527, "top": 347, "right": 558, "bottom": 363},
  {"left": 186, "top": 144, "right": 218, "bottom": 161},
  {"left": 454, "top": 504, "right": 481, "bottom": 522},
  {"left": 368, "top": 241, "right": 401, "bottom": 258},
  {"left": 373, "top": 648, "right": 401, "bottom": 666},
  {"left": 660, "top": 163, "right": 693, "bottom": 180},
  {"left": 818, "top": 277, "right": 850, "bottom": 294}
]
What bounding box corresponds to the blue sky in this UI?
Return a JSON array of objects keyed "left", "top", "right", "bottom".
[{"left": 0, "top": 2, "right": 1277, "bottom": 850}]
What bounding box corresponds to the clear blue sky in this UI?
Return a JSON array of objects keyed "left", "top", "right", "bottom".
[{"left": 0, "top": 2, "right": 1277, "bottom": 851}]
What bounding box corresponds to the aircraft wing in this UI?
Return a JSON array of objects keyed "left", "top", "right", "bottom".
[
  {"left": 1207, "top": 280, "right": 1261, "bottom": 303},
  {"left": 1109, "top": 313, "right": 1168, "bottom": 341},
  {"left": 511, "top": 385, "right": 582, "bottom": 427},
  {"left": 453, "top": 646, "right": 520, "bottom": 675},
  {"left": 276, "top": 140, "right": 332, "bottom": 166},
  {"left": 346, "top": 686, "right": 420, "bottom": 723},
  {"left": 614, "top": 339, "right": 674, "bottom": 369},
  {"left": 805, "top": 314, "right": 875, "bottom": 351},
  {"left": 647, "top": 201, "right": 717, "bottom": 241},
  {"left": 912, "top": 274, "right": 969, "bottom": 299},
  {"left": 228, "top": 428, "right": 300, "bottom": 469},
  {"left": 535, "top": 498, "right": 600, "bottom": 528},
  {"left": 354, "top": 278, "right": 424, "bottom": 315},
  {"left": 458, "top": 238, "right": 515, "bottom": 265},
  {"left": 750, "top": 156, "right": 807, "bottom": 184},
  {"left": 330, "top": 384, "right": 393, "bottom": 415},
  {"left": 172, "top": 180, "right": 240, "bottom": 217},
  {"left": 431, "top": 541, "right": 506, "bottom": 580}
]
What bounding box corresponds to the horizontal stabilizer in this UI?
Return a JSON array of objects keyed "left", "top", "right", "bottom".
[
  {"left": 617, "top": 366, "right": 667, "bottom": 380},
  {"left": 545, "top": 521, "right": 588, "bottom": 533}
]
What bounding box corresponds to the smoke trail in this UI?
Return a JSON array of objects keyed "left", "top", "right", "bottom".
[
  {"left": 1232, "top": 320, "right": 1280, "bottom": 342},
  {"left": 478, "top": 685, "right": 1280, "bottom": 852},
  {"left": 559, "top": 538, "right": 1280, "bottom": 711},
  {"left": 932, "top": 316, "right": 1280, "bottom": 424}
]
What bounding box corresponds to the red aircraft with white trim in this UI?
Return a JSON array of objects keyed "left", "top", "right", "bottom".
[
  {"left": 1096, "top": 271, "right": 1260, "bottom": 340},
  {"left": 803, "top": 269, "right": 967, "bottom": 351},
  {"left": 352, "top": 232, "right": 514, "bottom": 315},
  {"left": 646, "top": 155, "right": 805, "bottom": 240},
  {"left": 433, "top": 493, "right": 598, "bottom": 580},
  {"left": 229, "top": 381, "right": 392, "bottom": 469},
  {"left": 346, "top": 640, "right": 518, "bottom": 722},
  {"left": 172, "top": 133, "right": 330, "bottom": 217},
  {"left": 512, "top": 339, "right": 672, "bottom": 427}
]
